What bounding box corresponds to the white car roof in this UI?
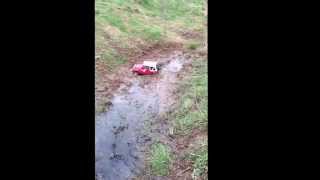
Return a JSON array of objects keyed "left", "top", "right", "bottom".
[{"left": 143, "top": 61, "right": 158, "bottom": 68}]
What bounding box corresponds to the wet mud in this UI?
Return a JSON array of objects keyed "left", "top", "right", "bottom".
[{"left": 95, "top": 51, "right": 187, "bottom": 180}]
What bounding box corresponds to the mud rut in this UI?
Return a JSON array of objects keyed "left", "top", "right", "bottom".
[{"left": 95, "top": 51, "right": 189, "bottom": 180}]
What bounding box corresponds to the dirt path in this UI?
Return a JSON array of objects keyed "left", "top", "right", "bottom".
[{"left": 95, "top": 51, "right": 190, "bottom": 180}]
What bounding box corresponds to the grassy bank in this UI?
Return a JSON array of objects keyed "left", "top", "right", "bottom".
[
  {"left": 174, "top": 59, "right": 207, "bottom": 135},
  {"left": 96, "top": 0, "right": 205, "bottom": 70},
  {"left": 174, "top": 58, "right": 208, "bottom": 179},
  {"left": 146, "top": 58, "right": 208, "bottom": 179}
]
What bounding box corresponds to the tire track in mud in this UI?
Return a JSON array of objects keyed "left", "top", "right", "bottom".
[{"left": 95, "top": 51, "right": 189, "bottom": 180}]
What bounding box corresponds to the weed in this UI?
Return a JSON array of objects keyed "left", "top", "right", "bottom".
[{"left": 149, "top": 143, "right": 171, "bottom": 176}]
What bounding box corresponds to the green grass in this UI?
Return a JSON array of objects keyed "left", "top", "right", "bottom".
[
  {"left": 174, "top": 59, "right": 208, "bottom": 134},
  {"left": 142, "top": 26, "right": 163, "bottom": 41},
  {"left": 190, "top": 144, "right": 208, "bottom": 179},
  {"left": 173, "top": 58, "right": 208, "bottom": 179},
  {"left": 102, "top": 15, "right": 127, "bottom": 32},
  {"left": 95, "top": 0, "right": 205, "bottom": 70},
  {"left": 149, "top": 143, "right": 171, "bottom": 176},
  {"left": 138, "top": 0, "right": 203, "bottom": 20},
  {"left": 100, "top": 51, "right": 127, "bottom": 71}
]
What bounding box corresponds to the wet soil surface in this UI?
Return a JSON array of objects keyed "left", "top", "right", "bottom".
[
  {"left": 95, "top": 43, "right": 183, "bottom": 113},
  {"left": 95, "top": 51, "right": 188, "bottom": 180}
]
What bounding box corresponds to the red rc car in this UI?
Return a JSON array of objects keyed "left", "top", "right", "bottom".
[{"left": 131, "top": 61, "right": 160, "bottom": 75}]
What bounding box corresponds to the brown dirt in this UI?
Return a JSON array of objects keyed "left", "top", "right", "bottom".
[
  {"left": 165, "top": 130, "right": 207, "bottom": 180},
  {"left": 135, "top": 51, "right": 207, "bottom": 180},
  {"left": 95, "top": 41, "right": 183, "bottom": 113}
]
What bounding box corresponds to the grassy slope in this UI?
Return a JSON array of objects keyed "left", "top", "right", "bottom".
[
  {"left": 174, "top": 60, "right": 207, "bottom": 135},
  {"left": 148, "top": 59, "right": 208, "bottom": 179},
  {"left": 146, "top": 58, "right": 207, "bottom": 179},
  {"left": 96, "top": 0, "right": 205, "bottom": 70}
]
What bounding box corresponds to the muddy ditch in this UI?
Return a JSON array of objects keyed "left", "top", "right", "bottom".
[
  {"left": 95, "top": 51, "right": 192, "bottom": 180},
  {"left": 95, "top": 42, "right": 183, "bottom": 114}
]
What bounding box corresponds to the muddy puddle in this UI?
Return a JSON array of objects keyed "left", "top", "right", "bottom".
[{"left": 95, "top": 51, "right": 187, "bottom": 180}]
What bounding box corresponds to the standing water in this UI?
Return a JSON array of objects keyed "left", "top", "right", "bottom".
[{"left": 95, "top": 52, "right": 185, "bottom": 180}]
